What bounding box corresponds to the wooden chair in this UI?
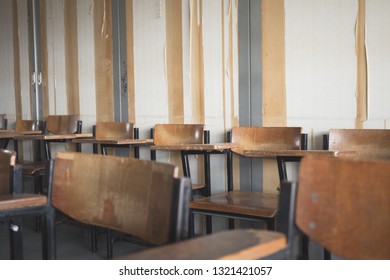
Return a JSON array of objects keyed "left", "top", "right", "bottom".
[
  {"left": 190, "top": 126, "right": 302, "bottom": 232},
  {"left": 152, "top": 124, "right": 207, "bottom": 196},
  {"left": 95, "top": 121, "right": 134, "bottom": 139},
  {"left": 0, "top": 120, "right": 44, "bottom": 194},
  {"left": 43, "top": 114, "right": 82, "bottom": 158},
  {"left": 119, "top": 156, "right": 390, "bottom": 260},
  {"left": 153, "top": 124, "right": 204, "bottom": 146},
  {"left": 0, "top": 149, "right": 55, "bottom": 259},
  {"left": 318, "top": 128, "right": 390, "bottom": 258},
  {"left": 94, "top": 121, "right": 135, "bottom": 155},
  {"left": 327, "top": 128, "right": 390, "bottom": 160},
  {"left": 0, "top": 149, "right": 17, "bottom": 197},
  {"left": 152, "top": 124, "right": 234, "bottom": 235},
  {"left": 21, "top": 115, "right": 81, "bottom": 195},
  {"left": 13, "top": 119, "right": 42, "bottom": 159},
  {"left": 16, "top": 116, "right": 81, "bottom": 234},
  {"left": 14, "top": 119, "right": 41, "bottom": 132},
  {"left": 91, "top": 121, "right": 137, "bottom": 257},
  {"left": 47, "top": 152, "right": 191, "bottom": 258},
  {"left": 291, "top": 156, "right": 390, "bottom": 259},
  {"left": 0, "top": 119, "right": 42, "bottom": 150}
]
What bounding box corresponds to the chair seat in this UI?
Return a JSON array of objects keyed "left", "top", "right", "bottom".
[
  {"left": 0, "top": 194, "right": 47, "bottom": 211},
  {"left": 190, "top": 190, "right": 279, "bottom": 218},
  {"left": 20, "top": 161, "right": 46, "bottom": 176},
  {"left": 191, "top": 183, "right": 205, "bottom": 190},
  {"left": 118, "top": 229, "right": 286, "bottom": 260}
]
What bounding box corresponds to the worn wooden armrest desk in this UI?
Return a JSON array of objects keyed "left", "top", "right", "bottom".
[
  {"left": 73, "top": 138, "right": 154, "bottom": 163},
  {"left": 118, "top": 229, "right": 286, "bottom": 260},
  {"left": 10, "top": 133, "right": 93, "bottom": 193},
  {"left": 233, "top": 148, "right": 356, "bottom": 182},
  {"left": 0, "top": 130, "right": 43, "bottom": 135},
  {"left": 73, "top": 138, "right": 154, "bottom": 145},
  {"left": 151, "top": 143, "right": 238, "bottom": 151},
  {"left": 1, "top": 131, "right": 45, "bottom": 168},
  {"left": 13, "top": 133, "right": 93, "bottom": 155},
  {"left": 13, "top": 133, "right": 93, "bottom": 141},
  {"left": 13, "top": 132, "right": 92, "bottom": 172},
  {"left": 0, "top": 131, "right": 43, "bottom": 149}
]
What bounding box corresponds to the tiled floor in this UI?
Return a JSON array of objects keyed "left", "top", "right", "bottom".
[{"left": 0, "top": 217, "right": 149, "bottom": 260}]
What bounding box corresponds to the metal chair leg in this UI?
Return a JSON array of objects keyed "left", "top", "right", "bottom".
[
  {"left": 9, "top": 219, "right": 23, "bottom": 260},
  {"left": 42, "top": 207, "right": 57, "bottom": 260},
  {"left": 106, "top": 229, "right": 113, "bottom": 259},
  {"left": 189, "top": 211, "right": 195, "bottom": 238},
  {"left": 91, "top": 225, "right": 98, "bottom": 252}
]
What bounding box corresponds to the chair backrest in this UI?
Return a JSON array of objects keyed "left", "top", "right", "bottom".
[
  {"left": 153, "top": 124, "right": 204, "bottom": 146},
  {"left": 0, "top": 149, "right": 16, "bottom": 196},
  {"left": 296, "top": 157, "right": 390, "bottom": 259},
  {"left": 231, "top": 126, "right": 302, "bottom": 150},
  {"left": 328, "top": 128, "right": 390, "bottom": 160},
  {"left": 15, "top": 120, "right": 41, "bottom": 132},
  {"left": 0, "top": 114, "right": 7, "bottom": 130},
  {"left": 46, "top": 115, "right": 79, "bottom": 134},
  {"left": 49, "top": 152, "right": 191, "bottom": 245},
  {"left": 95, "top": 122, "right": 134, "bottom": 140}
]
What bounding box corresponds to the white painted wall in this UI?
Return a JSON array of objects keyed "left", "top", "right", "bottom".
[
  {"left": 203, "top": 0, "right": 226, "bottom": 194},
  {"left": 77, "top": 0, "right": 97, "bottom": 134},
  {"left": 132, "top": 0, "right": 169, "bottom": 164},
  {"left": 133, "top": 0, "right": 168, "bottom": 139},
  {"left": 230, "top": 0, "right": 239, "bottom": 128},
  {"left": 285, "top": 0, "right": 358, "bottom": 149},
  {"left": 46, "top": 0, "right": 67, "bottom": 115},
  {"left": 366, "top": 0, "right": 390, "bottom": 128},
  {"left": 203, "top": 0, "right": 224, "bottom": 136}
]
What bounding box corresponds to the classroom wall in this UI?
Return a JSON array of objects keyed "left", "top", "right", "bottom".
[
  {"left": 2, "top": 0, "right": 390, "bottom": 195},
  {"left": 365, "top": 0, "right": 390, "bottom": 128},
  {"left": 284, "top": 0, "right": 358, "bottom": 149}
]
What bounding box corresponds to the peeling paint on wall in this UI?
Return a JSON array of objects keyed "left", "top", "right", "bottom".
[
  {"left": 262, "top": 0, "right": 286, "bottom": 127},
  {"left": 262, "top": 0, "right": 286, "bottom": 194},
  {"left": 46, "top": 0, "right": 68, "bottom": 115},
  {"left": 64, "top": 0, "right": 80, "bottom": 116},
  {"left": 94, "top": 0, "right": 114, "bottom": 121},
  {"left": 190, "top": 0, "right": 205, "bottom": 125},
  {"left": 355, "top": 0, "right": 367, "bottom": 128},
  {"left": 166, "top": 0, "right": 184, "bottom": 124}
]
